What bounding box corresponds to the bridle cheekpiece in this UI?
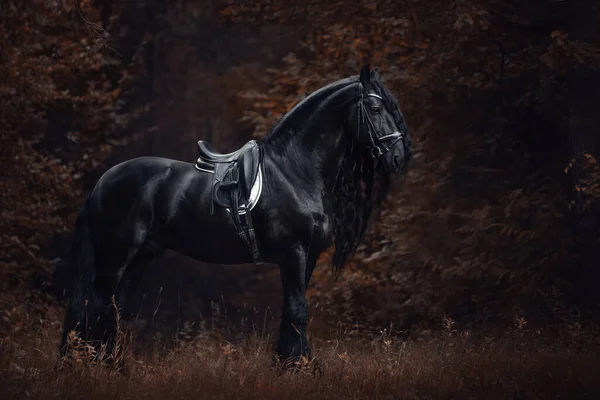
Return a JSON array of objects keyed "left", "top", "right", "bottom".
[{"left": 357, "top": 88, "right": 404, "bottom": 159}]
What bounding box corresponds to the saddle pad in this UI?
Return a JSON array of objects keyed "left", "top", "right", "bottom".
[{"left": 242, "top": 166, "right": 262, "bottom": 213}]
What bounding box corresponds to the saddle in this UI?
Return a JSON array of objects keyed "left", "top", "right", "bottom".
[{"left": 195, "top": 140, "right": 263, "bottom": 263}]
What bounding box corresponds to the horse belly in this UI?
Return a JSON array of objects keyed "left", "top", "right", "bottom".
[
  {"left": 161, "top": 184, "right": 257, "bottom": 265},
  {"left": 166, "top": 221, "right": 256, "bottom": 264}
]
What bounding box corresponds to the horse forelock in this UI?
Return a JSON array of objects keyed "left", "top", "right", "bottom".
[
  {"left": 370, "top": 78, "right": 413, "bottom": 164},
  {"left": 370, "top": 79, "right": 408, "bottom": 133}
]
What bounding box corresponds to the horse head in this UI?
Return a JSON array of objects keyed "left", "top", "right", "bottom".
[{"left": 348, "top": 65, "right": 412, "bottom": 174}]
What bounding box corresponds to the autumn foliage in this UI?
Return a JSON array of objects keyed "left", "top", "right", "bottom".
[
  {"left": 223, "top": 0, "right": 599, "bottom": 331},
  {"left": 0, "top": 0, "right": 148, "bottom": 339},
  {"left": 1, "top": 0, "right": 600, "bottom": 368}
]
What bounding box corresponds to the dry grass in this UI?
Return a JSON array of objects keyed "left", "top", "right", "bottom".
[{"left": 2, "top": 322, "right": 600, "bottom": 400}]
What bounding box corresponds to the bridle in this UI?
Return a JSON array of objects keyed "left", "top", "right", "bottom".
[{"left": 357, "top": 89, "right": 404, "bottom": 159}]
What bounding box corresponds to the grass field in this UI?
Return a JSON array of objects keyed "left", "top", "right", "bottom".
[{"left": 2, "top": 320, "right": 600, "bottom": 400}]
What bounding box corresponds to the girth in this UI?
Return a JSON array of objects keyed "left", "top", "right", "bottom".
[{"left": 195, "top": 140, "right": 263, "bottom": 263}]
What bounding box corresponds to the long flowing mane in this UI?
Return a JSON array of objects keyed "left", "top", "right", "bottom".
[
  {"left": 262, "top": 75, "right": 410, "bottom": 271},
  {"left": 331, "top": 78, "right": 410, "bottom": 270}
]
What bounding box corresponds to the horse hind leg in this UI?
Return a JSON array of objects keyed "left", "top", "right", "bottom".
[
  {"left": 115, "top": 240, "right": 162, "bottom": 319},
  {"left": 61, "top": 200, "right": 157, "bottom": 360},
  {"left": 61, "top": 239, "right": 141, "bottom": 357},
  {"left": 94, "top": 238, "right": 163, "bottom": 355},
  {"left": 60, "top": 264, "right": 122, "bottom": 359},
  {"left": 60, "top": 204, "right": 99, "bottom": 356}
]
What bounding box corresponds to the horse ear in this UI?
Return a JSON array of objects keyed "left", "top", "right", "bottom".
[
  {"left": 371, "top": 67, "right": 380, "bottom": 80},
  {"left": 359, "top": 64, "right": 371, "bottom": 89}
]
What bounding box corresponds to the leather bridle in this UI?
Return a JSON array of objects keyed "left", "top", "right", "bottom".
[{"left": 357, "top": 90, "right": 404, "bottom": 159}]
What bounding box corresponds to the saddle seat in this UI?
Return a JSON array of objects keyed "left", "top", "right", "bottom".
[{"left": 197, "top": 140, "right": 255, "bottom": 163}]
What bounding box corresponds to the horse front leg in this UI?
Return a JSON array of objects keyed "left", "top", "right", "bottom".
[{"left": 276, "top": 243, "right": 314, "bottom": 363}]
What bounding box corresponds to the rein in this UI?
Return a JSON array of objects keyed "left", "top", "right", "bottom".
[{"left": 357, "top": 89, "right": 404, "bottom": 159}]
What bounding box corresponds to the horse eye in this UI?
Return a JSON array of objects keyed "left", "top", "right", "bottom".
[{"left": 371, "top": 106, "right": 381, "bottom": 114}]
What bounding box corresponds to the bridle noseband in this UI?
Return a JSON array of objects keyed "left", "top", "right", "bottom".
[{"left": 357, "top": 90, "right": 404, "bottom": 159}]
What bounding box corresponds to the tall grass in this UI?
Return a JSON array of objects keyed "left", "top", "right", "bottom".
[{"left": 2, "top": 318, "right": 600, "bottom": 400}]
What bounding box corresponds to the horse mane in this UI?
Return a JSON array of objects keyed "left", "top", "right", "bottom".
[
  {"left": 263, "top": 76, "right": 357, "bottom": 148},
  {"left": 330, "top": 77, "right": 409, "bottom": 271},
  {"left": 330, "top": 136, "right": 391, "bottom": 272},
  {"left": 262, "top": 73, "right": 409, "bottom": 271}
]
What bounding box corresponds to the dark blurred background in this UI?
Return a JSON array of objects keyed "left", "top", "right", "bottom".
[{"left": 1, "top": 0, "right": 599, "bottom": 349}]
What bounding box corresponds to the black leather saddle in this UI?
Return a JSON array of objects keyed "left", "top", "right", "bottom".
[
  {"left": 196, "top": 140, "right": 262, "bottom": 209},
  {"left": 195, "top": 140, "right": 263, "bottom": 262}
]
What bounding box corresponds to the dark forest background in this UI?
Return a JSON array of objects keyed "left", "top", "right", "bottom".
[{"left": 1, "top": 0, "right": 600, "bottom": 355}]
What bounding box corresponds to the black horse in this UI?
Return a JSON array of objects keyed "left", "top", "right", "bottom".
[{"left": 60, "top": 65, "right": 412, "bottom": 362}]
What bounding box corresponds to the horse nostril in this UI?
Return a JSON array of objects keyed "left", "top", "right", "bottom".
[{"left": 393, "top": 155, "right": 400, "bottom": 168}]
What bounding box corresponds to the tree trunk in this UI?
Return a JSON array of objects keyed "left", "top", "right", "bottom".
[{"left": 567, "top": 0, "right": 600, "bottom": 306}]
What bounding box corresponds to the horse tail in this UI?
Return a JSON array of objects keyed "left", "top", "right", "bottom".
[{"left": 60, "top": 196, "right": 97, "bottom": 354}]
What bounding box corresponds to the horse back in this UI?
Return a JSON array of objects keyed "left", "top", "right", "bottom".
[{"left": 87, "top": 156, "right": 206, "bottom": 228}]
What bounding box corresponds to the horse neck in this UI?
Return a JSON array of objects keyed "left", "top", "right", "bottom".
[{"left": 264, "top": 83, "right": 359, "bottom": 189}]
